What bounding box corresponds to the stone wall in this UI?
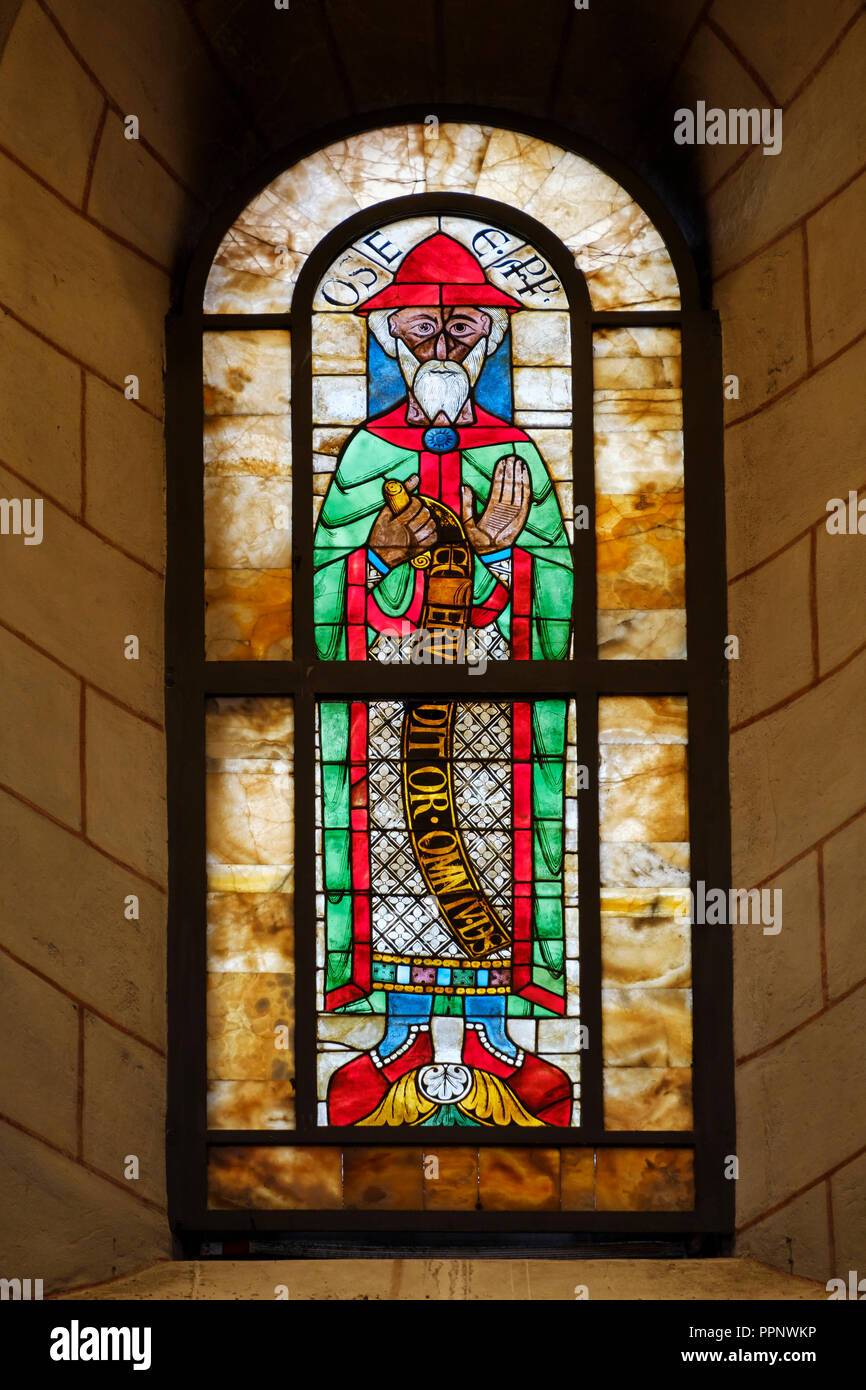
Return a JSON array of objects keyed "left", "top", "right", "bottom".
[{"left": 0, "top": 0, "right": 862, "bottom": 1292}]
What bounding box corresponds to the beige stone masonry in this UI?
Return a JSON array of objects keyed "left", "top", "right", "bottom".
[
  {"left": 727, "top": 536, "right": 813, "bottom": 725},
  {"left": 0, "top": 0, "right": 103, "bottom": 203},
  {"left": 735, "top": 984, "right": 866, "bottom": 1225},
  {"left": 830, "top": 1148, "right": 866, "bottom": 1278},
  {"left": 0, "top": 306, "right": 82, "bottom": 511},
  {"left": 0, "top": 789, "right": 165, "bottom": 1044},
  {"left": 716, "top": 229, "right": 808, "bottom": 425},
  {"left": 84, "top": 376, "right": 165, "bottom": 572},
  {"left": 0, "top": 952, "right": 79, "bottom": 1150},
  {"left": 46, "top": 0, "right": 252, "bottom": 197},
  {"left": 815, "top": 491, "right": 866, "bottom": 674},
  {"left": 725, "top": 334, "right": 866, "bottom": 577},
  {"left": 822, "top": 812, "right": 866, "bottom": 999},
  {"left": 0, "top": 464, "right": 163, "bottom": 724},
  {"left": 676, "top": 22, "right": 772, "bottom": 195},
  {"left": 0, "top": 625, "right": 81, "bottom": 825},
  {"left": 0, "top": 152, "right": 168, "bottom": 409},
  {"left": 710, "top": 0, "right": 862, "bottom": 106},
  {"left": 732, "top": 852, "right": 823, "bottom": 1060},
  {"left": 737, "top": 1184, "right": 832, "bottom": 1285},
  {"left": 88, "top": 110, "right": 194, "bottom": 269},
  {"left": 730, "top": 650, "right": 866, "bottom": 887},
  {"left": 709, "top": 14, "right": 866, "bottom": 274},
  {"left": 85, "top": 689, "right": 167, "bottom": 884},
  {"left": 82, "top": 1014, "right": 166, "bottom": 1206},
  {"left": 807, "top": 170, "right": 866, "bottom": 365},
  {"left": 1, "top": 1120, "right": 170, "bottom": 1292}
]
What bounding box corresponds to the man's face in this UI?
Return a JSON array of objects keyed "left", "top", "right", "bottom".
[
  {"left": 387, "top": 306, "right": 492, "bottom": 363},
  {"left": 387, "top": 306, "right": 493, "bottom": 423}
]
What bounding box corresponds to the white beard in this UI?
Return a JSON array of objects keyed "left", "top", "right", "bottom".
[
  {"left": 412, "top": 360, "right": 470, "bottom": 423},
  {"left": 397, "top": 337, "right": 488, "bottom": 424}
]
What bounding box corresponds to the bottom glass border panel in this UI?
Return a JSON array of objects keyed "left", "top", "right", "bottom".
[{"left": 206, "top": 1144, "right": 694, "bottom": 1212}]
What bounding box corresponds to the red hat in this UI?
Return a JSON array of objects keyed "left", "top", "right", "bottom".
[{"left": 357, "top": 232, "right": 523, "bottom": 314}]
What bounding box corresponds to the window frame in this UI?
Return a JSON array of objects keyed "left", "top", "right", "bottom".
[{"left": 166, "top": 111, "right": 733, "bottom": 1251}]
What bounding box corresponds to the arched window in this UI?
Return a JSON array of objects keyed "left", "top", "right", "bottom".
[{"left": 167, "top": 123, "right": 732, "bottom": 1246}]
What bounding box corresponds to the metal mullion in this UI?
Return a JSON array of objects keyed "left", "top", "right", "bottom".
[
  {"left": 682, "top": 307, "right": 734, "bottom": 1233},
  {"left": 206, "top": 1128, "right": 693, "bottom": 1147},
  {"left": 199, "top": 658, "right": 693, "bottom": 696},
  {"left": 201, "top": 314, "right": 293, "bottom": 332},
  {"left": 166, "top": 314, "right": 209, "bottom": 1231},
  {"left": 591, "top": 311, "right": 683, "bottom": 327},
  {"left": 183, "top": 1208, "right": 718, "bottom": 1239},
  {"left": 293, "top": 690, "right": 317, "bottom": 1133},
  {"left": 573, "top": 283, "right": 595, "bottom": 660},
  {"left": 576, "top": 689, "right": 603, "bottom": 1136}
]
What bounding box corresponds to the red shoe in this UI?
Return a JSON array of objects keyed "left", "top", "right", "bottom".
[
  {"left": 327, "top": 1024, "right": 432, "bottom": 1125},
  {"left": 462, "top": 1021, "right": 572, "bottom": 1127}
]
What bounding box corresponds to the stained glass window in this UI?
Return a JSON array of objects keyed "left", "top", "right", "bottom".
[{"left": 171, "top": 123, "right": 730, "bottom": 1241}]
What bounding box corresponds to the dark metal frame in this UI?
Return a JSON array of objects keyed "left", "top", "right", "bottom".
[{"left": 166, "top": 107, "right": 733, "bottom": 1252}]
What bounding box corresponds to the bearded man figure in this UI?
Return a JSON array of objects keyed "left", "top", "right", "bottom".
[{"left": 313, "top": 232, "right": 576, "bottom": 1127}]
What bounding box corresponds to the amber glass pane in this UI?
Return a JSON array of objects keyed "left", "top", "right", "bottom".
[
  {"left": 206, "top": 697, "right": 295, "bottom": 1129},
  {"left": 207, "top": 1145, "right": 694, "bottom": 1210},
  {"left": 594, "top": 328, "right": 685, "bottom": 659},
  {"left": 203, "top": 331, "right": 292, "bottom": 660},
  {"left": 598, "top": 696, "right": 693, "bottom": 1131}
]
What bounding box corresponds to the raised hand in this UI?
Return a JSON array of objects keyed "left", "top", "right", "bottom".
[
  {"left": 461, "top": 454, "right": 532, "bottom": 555},
  {"left": 369, "top": 473, "right": 438, "bottom": 569}
]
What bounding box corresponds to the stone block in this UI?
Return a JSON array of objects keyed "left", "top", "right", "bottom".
[
  {"left": 730, "top": 651, "right": 866, "bottom": 885},
  {"left": 807, "top": 170, "right": 866, "bottom": 365},
  {"left": 725, "top": 335, "right": 866, "bottom": 577},
  {"left": 735, "top": 985, "right": 866, "bottom": 1224},
  {"left": 822, "top": 812, "right": 866, "bottom": 999},
  {"left": 0, "top": 952, "right": 78, "bottom": 1150},
  {"left": 0, "top": 154, "right": 168, "bottom": 409},
  {"left": 0, "top": 789, "right": 165, "bottom": 1044},
  {"left": 0, "top": 1119, "right": 169, "bottom": 1293},
  {"left": 85, "top": 376, "right": 164, "bottom": 570},
  {"left": 676, "top": 23, "right": 771, "bottom": 194},
  {"left": 737, "top": 1183, "right": 832, "bottom": 1284},
  {"left": 0, "top": 464, "right": 163, "bottom": 722},
  {"left": 715, "top": 230, "right": 808, "bottom": 424},
  {"left": 87, "top": 110, "right": 194, "bottom": 267},
  {"left": 727, "top": 536, "right": 813, "bottom": 724},
  {"left": 0, "top": 310, "right": 81, "bottom": 510},
  {"left": 815, "top": 490, "right": 866, "bottom": 673},
  {"left": 0, "top": 0, "right": 104, "bottom": 202},
  {"left": 0, "top": 626, "right": 81, "bottom": 824},
  {"left": 47, "top": 0, "right": 256, "bottom": 197},
  {"left": 711, "top": 0, "right": 861, "bottom": 105},
  {"left": 830, "top": 1148, "right": 866, "bottom": 1277},
  {"left": 85, "top": 689, "right": 166, "bottom": 882},
  {"left": 733, "top": 851, "right": 823, "bottom": 1058},
  {"left": 82, "top": 1013, "right": 165, "bottom": 1204},
  {"left": 710, "top": 20, "right": 866, "bottom": 275}
]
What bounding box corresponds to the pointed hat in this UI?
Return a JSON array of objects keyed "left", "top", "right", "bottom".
[{"left": 357, "top": 232, "right": 523, "bottom": 314}]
